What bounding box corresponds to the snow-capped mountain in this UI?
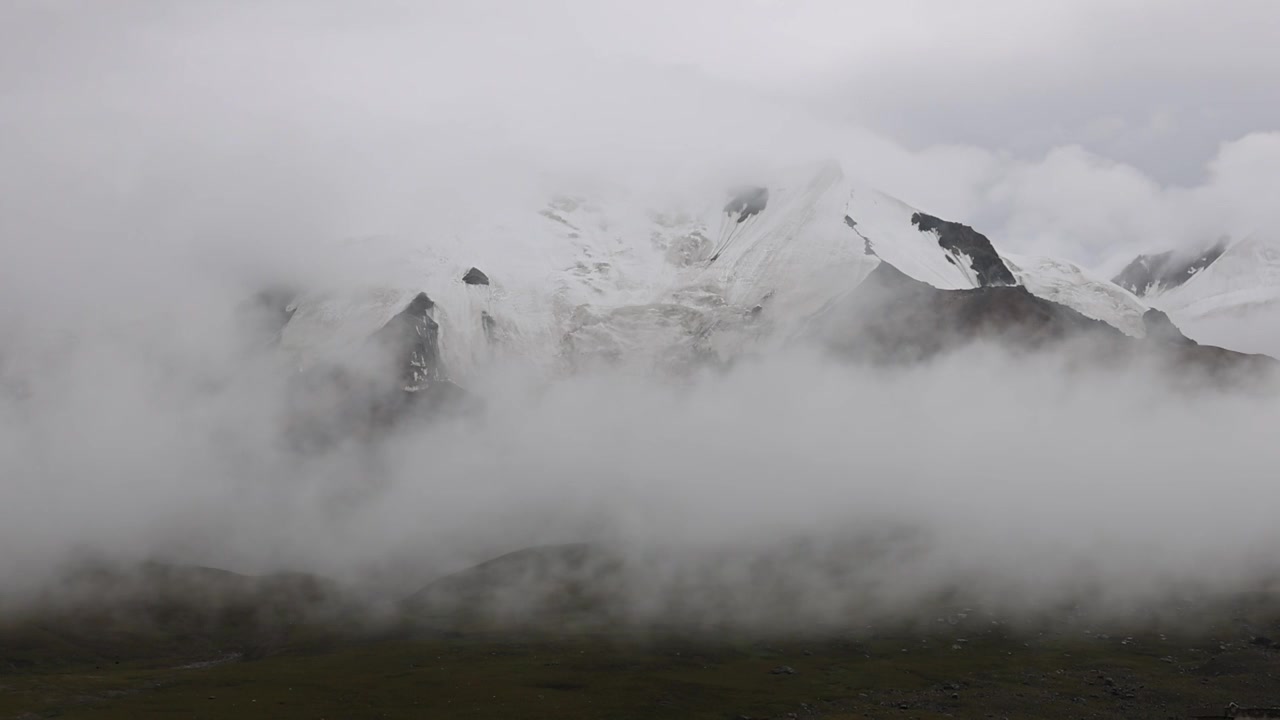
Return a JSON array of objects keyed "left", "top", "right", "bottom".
[
  {"left": 1112, "top": 241, "right": 1228, "bottom": 297},
  {"left": 282, "top": 164, "right": 891, "bottom": 380},
  {"left": 272, "top": 163, "right": 1268, "bottom": 401},
  {"left": 845, "top": 189, "right": 1016, "bottom": 290},
  {"left": 1114, "top": 234, "right": 1280, "bottom": 359}
]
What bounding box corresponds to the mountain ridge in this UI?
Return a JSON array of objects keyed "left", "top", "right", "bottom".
[
  {"left": 1114, "top": 233, "right": 1280, "bottom": 359},
  {"left": 264, "top": 164, "right": 1273, "bottom": 425}
]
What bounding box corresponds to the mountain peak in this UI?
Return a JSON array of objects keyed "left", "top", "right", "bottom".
[
  {"left": 908, "top": 211, "right": 1017, "bottom": 287},
  {"left": 462, "top": 267, "right": 490, "bottom": 286},
  {"left": 1112, "top": 239, "right": 1228, "bottom": 297}
]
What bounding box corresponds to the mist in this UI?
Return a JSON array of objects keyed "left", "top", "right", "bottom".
[
  {"left": 4, "top": 332, "right": 1279, "bottom": 625},
  {"left": 2, "top": 1, "right": 1280, "bottom": 631}
]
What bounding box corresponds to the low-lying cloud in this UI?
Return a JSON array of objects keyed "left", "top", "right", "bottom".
[{"left": 3, "top": 336, "right": 1279, "bottom": 627}]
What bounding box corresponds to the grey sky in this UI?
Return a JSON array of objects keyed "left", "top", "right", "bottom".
[
  {"left": 2, "top": 0, "right": 1278, "bottom": 274},
  {"left": 580, "top": 0, "right": 1280, "bottom": 185}
]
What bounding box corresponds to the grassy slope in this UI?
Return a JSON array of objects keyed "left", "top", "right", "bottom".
[
  {"left": 4, "top": 624, "right": 1279, "bottom": 719},
  {"left": 4, "top": 560, "right": 1278, "bottom": 719}
]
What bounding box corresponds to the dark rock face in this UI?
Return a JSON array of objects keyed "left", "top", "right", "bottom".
[
  {"left": 369, "top": 292, "right": 444, "bottom": 389},
  {"left": 724, "top": 187, "right": 769, "bottom": 223},
  {"left": 811, "top": 263, "right": 1115, "bottom": 363},
  {"left": 284, "top": 292, "right": 477, "bottom": 451},
  {"left": 462, "top": 267, "right": 490, "bottom": 286},
  {"left": 1112, "top": 241, "right": 1227, "bottom": 296},
  {"left": 1142, "top": 308, "right": 1194, "bottom": 345},
  {"left": 910, "top": 212, "right": 1017, "bottom": 287},
  {"left": 809, "top": 263, "right": 1274, "bottom": 378},
  {"left": 845, "top": 215, "right": 875, "bottom": 256}
]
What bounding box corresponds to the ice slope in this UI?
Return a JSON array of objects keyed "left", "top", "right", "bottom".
[
  {"left": 281, "top": 253, "right": 524, "bottom": 379},
  {"left": 557, "top": 165, "right": 893, "bottom": 370},
  {"left": 279, "top": 204, "right": 593, "bottom": 379},
  {"left": 1152, "top": 234, "right": 1280, "bottom": 316},
  {"left": 1004, "top": 254, "right": 1149, "bottom": 337},
  {"left": 666, "top": 166, "right": 879, "bottom": 345},
  {"left": 1146, "top": 234, "right": 1280, "bottom": 358}
]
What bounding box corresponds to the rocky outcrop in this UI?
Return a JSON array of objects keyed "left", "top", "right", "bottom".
[
  {"left": 462, "top": 267, "right": 490, "bottom": 286},
  {"left": 724, "top": 186, "right": 769, "bottom": 223},
  {"left": 282, "top": 292, "right": 470, "bottom": 450},
  {"left": 845, "top": 215, "right": 875, "bottom": 255},
  {"left": 910, "top": 212, "right": 1017, "bottom": 287},
  {"left": 369, "top": 292, "right": 444, "bottom": 389}
]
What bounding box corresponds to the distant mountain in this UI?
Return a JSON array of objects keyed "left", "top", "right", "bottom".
[
  {"left": 1114, "top": 235, "right": 1280, "bottom": 359},
  {"left": 1112, "top": 241, "right": 1228, "bottom": 297},
  {"left": 2, "top": 561, "right": 351, "bottom": 665},
  {"left": 402, "top": 544, "right": 623, "bottom": 625},
  {"left": 810, "top": 262, "right": 1270, "bottom": 377}
]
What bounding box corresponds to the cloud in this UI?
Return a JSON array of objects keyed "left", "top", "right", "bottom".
[
  {"left": 0, "top": 0, "right": 1278, "bottom": 628},
  {"left": 3, "top": 341, "right": 1279, "bottom": 626},
  {"left": 974, "top": 133, "right": 1280, "bottom": 267}
]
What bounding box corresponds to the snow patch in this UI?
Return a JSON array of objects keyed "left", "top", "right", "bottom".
[{"left": 1005, "top": 254, "right": 1148, "bottom": 337}]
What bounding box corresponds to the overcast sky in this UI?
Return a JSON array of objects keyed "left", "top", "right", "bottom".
[
  {"left": 570, "top": 0, "right": 1280, "bottom": 182},
  {"left": 2, "top": 0, "right": 1278, "bottom": 275}
]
